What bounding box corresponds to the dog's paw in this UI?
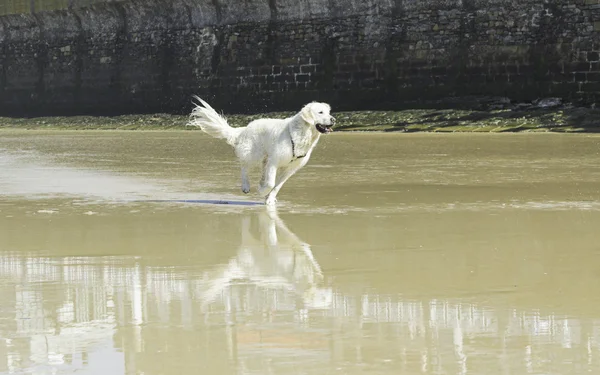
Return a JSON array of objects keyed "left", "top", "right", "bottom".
[
  {"left": 241, "top": 183, "right": 250, "bottom": 194},
  {"left": 265, "top": 196, "right": 278, "bottom": 206}
]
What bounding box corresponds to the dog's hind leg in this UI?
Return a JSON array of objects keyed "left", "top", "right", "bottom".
[{"left": 241, "top": 164, "right": 250, "bottom": 194}]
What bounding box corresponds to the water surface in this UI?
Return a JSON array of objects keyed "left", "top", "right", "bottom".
[{"left": 1, "top": 130, "right": 600, "bottom": 375}]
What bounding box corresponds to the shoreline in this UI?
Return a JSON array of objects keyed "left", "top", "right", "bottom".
[{"left": 1, "top": 106, "right": 599, "bottom": 133}]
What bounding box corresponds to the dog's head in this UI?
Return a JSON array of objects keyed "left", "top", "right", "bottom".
[{"left": 300, "top": 102, "right": 335, "bottom": 134}]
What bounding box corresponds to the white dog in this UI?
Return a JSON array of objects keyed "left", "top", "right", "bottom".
[{"left": 187, "top": 97, "right": 335, "bottom": 205}]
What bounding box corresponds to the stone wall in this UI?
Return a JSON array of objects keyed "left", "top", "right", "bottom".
[{"left": 0, "top": 0, "right": 599, "bottom": 116}]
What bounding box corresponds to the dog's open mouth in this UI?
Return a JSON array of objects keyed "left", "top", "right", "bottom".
[{"left": 315, "top": 124, "right": 333, "bottom": 134}]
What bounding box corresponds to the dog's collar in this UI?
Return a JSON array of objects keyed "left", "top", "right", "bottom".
[
  {"left": 289, "top": 127, "right": 306, "bottom": 162},
  {"left": 290, "top": 137, "right": 306, "bottom": 161}
]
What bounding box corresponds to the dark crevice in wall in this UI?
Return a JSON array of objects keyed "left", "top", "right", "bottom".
[
  {"left": 327, "top": 0, "right": 338, "bottom": 19},
  {"left": 319, "top": 37, "right": 337, "bottom": 91},
  {"left": 209, "top": 0, "right": 224, "bottom": 99},
  {"left": 210, "top": 28, "right": 224, "bottom": 75},
  {"left": 383, "top": 0, "right": 404, "bottom": 103},
  {"left": 267, "top": 0, "right": 278, "bottom": 19},
  {"left": 111, "top": 3, "right": 128, "bottom": 101},
  {"left": 529, "top": 0, "right": 565, "bottom": 100},
  {"left": 71, "top": 10, "right": 84, "bottom": 107},
  {"left": 32, "top": 13, "right": 47, "bottom": 109},
  {"left": 183, "top": 3, "right": 192, "bottom": 26},
  {"left": 209, "top": 27, "right": 225, "bottom": 98},
  {"left": 211, "top": 0, "right": 222, "bottom": 24},
  {"left": 0, "top": 19, "right": 6, "bottom": 103},
  {"left": 264, "top": 0, "right": 278, "bottom": 64},
  {"left": 159, "top": 31, "right": 174, "bottom": 111},
  {"left": 453, "top": 0, "right": 476, "bottom": 95}
]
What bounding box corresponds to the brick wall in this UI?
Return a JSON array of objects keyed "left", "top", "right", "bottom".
[{"left": 0, "top": 0, "right": 599, "bottom": 116}]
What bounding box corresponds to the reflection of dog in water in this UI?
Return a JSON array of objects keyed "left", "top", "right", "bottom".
[{"left": 200, "top": 207, "right": 332, "bottom": 311}]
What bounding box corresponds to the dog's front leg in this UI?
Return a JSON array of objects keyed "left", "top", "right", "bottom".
[
  {"left": 258, "top": 161, "right": 278, "bottom": 200},
  {"left": 265, "top": 159, "right": 307, "bottom": 205}
]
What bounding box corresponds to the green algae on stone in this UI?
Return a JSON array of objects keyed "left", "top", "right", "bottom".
[{"left": 1, "top": 107, "right": 600, "bottom": 133}]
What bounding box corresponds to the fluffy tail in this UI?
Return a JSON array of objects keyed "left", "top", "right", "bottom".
[{"left": 187, "top": 96, "right": 241, "bottom": 146}]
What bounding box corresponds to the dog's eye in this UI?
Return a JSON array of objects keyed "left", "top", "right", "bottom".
[{"left": 318, "top": 111, "right": 323, "bottom": 114}]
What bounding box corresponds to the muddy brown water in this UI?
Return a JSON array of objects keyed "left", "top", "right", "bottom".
[{"left": 1, "top": 130, "right": 600, "bottom": 375}]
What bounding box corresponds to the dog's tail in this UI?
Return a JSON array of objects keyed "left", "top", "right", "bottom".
[{"left": 187, "top": 96, "right": 242, "bottom": 146}]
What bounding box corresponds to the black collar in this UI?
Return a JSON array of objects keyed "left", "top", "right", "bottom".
[{"left": 290, "top": 137, "right": 306, "bottom": 161}]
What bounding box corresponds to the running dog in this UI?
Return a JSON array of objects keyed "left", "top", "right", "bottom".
[{"left": 188, "top": 97, "right": 335, "bottom": 205}]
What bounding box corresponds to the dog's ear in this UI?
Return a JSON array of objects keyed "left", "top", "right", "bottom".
[{"left": 301, "top": 104, "right": 315, "bottom": 125}]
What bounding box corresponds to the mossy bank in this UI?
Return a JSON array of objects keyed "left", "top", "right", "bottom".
[{"left": 2, "top": 106, "right": 600, "bottom": 133}]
